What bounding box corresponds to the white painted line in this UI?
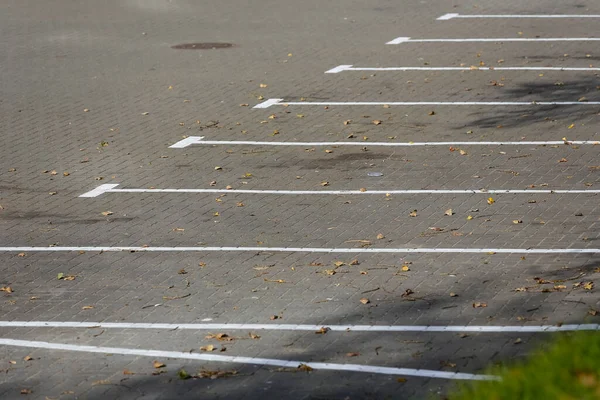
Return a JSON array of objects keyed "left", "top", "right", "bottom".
[
  {"left": 253, "top": 99, "right": 600, "bottom": 108},
  {"left": 0, "top": 246, "right": 598, "bottom": 254},
  {"left": 170, "top": 136, "right": 600, "bottom": 149},
  {"left": 325, "top": 64, "right": 600, "bottom": 73},
  {"left": 1, "top": 321, "right": 598, "bottom": 333},
  {"left": 79, "top": 184, "right": 600, "bottom": 198},
  {"left": 387, "top": 36, "right": 600, "bottom": 44},
  {"left": 0, "top": 338, "right": 495, "bottom": 380},
  {"left": 438, "top": 13, "right": 600, "bottom": 20}
]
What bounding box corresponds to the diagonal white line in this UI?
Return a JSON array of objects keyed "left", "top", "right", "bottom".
[{"left": 0, "top": 338, "right": 496, "bottom": 380}]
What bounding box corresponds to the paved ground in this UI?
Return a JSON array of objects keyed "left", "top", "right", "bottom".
[{"left": 1, "top": 0, "right": 599, "bottom": 398}]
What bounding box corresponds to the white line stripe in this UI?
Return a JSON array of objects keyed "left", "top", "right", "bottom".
[
  {"left": 0, "top": 247, "right": 597, "bottom": 254},
  {"left": 253, "top": 99, "right": 600, "bottom": 108},
  {"left": 78, "top": 184, "right": 600, "bottom": 198},
  {"left": 169, "top": 136, "right": 600, "bottom": 149},
  {"left": 1, "top": 321, "right": 598, "bottom": 333},
  {"left": 0, "top": 338, "right": 495, "bottom": 380},
  {"left": 387, "top": 36, "right": 600, "bottom": 44},
  {"left": 438, "top": 13, "right": 600, "bottom": 20},
  {"left": 325, "top": 64, "right": 600, "bottom": 73}
]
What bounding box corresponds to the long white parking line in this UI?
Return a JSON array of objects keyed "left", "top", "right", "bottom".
[
  {"left": 253, "top": 98, "right": 600, "bottom": 108},
  {"left": 1, "top": 321, "right": 598, "bottom": 333},
  {"left": 387, "top": 36, "right": 600, "bottom": 44},
  {"left": 325, "top": 64, "right": 600, "bottom": 73},
  {"left": 0, "top": 338, "right": 495, "bottom": 380},
  {"left": 438, "top": 13, "right": 600, "bottom": 20},
  {"left": 170, "top": 136, "right": 599, "bottom": 149},
  {"left": 0, "top": 246, "right": 598, "bottom": 254},
  {"left": 79, "top": 184, "right": 600, "bottom": 198}
]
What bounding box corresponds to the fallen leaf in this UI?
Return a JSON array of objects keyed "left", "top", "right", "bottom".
[
  {"left": 467, "top": 215, "right": 473, "bottom": 220},
  {"left": 0, "top": 286, "right": 13, "bottom": 293},
  {"left": 324, "top": 269, "right": 336, "bottom": 275},
  {"left": 315, "top": 327, "right": 329, "bottom": 334},
  {"left": 153, "top": 361, "right": 166, "bottom": 369},
  {"left": 444, "top": 209, "right": 454, "bottom": 216},
  {"left": 473, "top": 302, "right": 487, "bottom": 308},
  {"left": 259, "top": 83, "right": 268, "bottom": 88},
  {"left": 62, "top": 172, "right": 70, "bottom": 177},
  {"left": 333, "top": 261, "right": 346, "bottom": 267},
  {"left": 397, "top": 378, "right": 407, "bottom": 383},
  {"left": 249, "top": 332, "right": 261, "bottom": 339},
  {"left": 459, "top": 149, "right": 468, "bottom": 155},
  {"left": 320, "top": 181, "right": 329, "bottom": 186},
  {"left": 346, "top": 352, "right": 360, "bottom": 357},
  {"left": 172, "top": 227, "right": 185, "bottom": 232},
  {"left": 487, "top": 197, "right": 495, "bottom": 205},
  {"left": 20, "top": 389, "right": 32, "bottom": 395},
  {"left": 372, "top": 120, "right": 382, "bottom": 125},
  {"left": 178, "top": 369, "right": 191, "bottom": 380},
  {"left": 401, "top": 265, "right": 410, "bottom": 272},
  {"left": 514, "top": 338, "right": 522, "bottom": 344},
  {"left": 178, "top": 268, "right": 187, "bottom": 275},
  {"left": 81, "top": 306, "right": 94, "bottom": 310},
  {"left": 409, "top": 210, "right": 418, "bottom": 217},
  {"left": 123, "top": 369, "right": 135, "bottom": 375},
  {"left": 92, "top": 380, "right": 110, "bottom": 386},
  {"left": 512, "top": 220, "right": 522, "bottom": 224},
  {"left": 359, "top": 298, "right": 370, "bottom": 304},
  {"left": 588, "top": 309, "right": 598, "bottom": 316},
  {"left": 449, "top": 292, "right": 458, "bottom": 297},
  {"left": 583, "top": 282, "right": 594, "bottom": 290},
  {"left": 23, "top": 356, "right": 33, "bottom": 361},
  {"left": 428, "top": 111, "right": 435, "bottom": 115},
  {"left": 200, "top": 344, "right": 215, "bottom": 352},
  {"left": 298, "top": 364, "right": 313, "bottom": 372},
  {"left": 205, "top": 333, "right": 232, "bottom": 341},
  {"left": 376, "top": 233, "right": 385, "bottom": 240},
  {"left": 264, "top": 278, "right": 286, "bottom": 283},
  {"left": 349, "top": 259, "right": 360, "bottom": 265},
  {"left": 101, "top": 211, "right": 113, "bottom": 216},
  {"left": 269, "top": 315, "right": 279, "bottom": 320},
  {"left": 214, "top": 166, "right": 222, "bottom": 170}
]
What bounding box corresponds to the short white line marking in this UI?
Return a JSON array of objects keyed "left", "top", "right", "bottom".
[
  {"left": 169, "top": 136, "right": 599, "bottom": 149},
  {"left": 253, "top": 99, "right": 600, "bottom": 108},
  {"left": 0, "top": 247, "right": 598, "bottom": 254},
  {"left": 78, "top": 184, "right": 600, "bottom": 198},
  {"left": 387, "top": 36, "right": 600, "bottom": 44},
  {"left": 0, "top": 338, "right": 495, "bottom": 380},
  {"left": 1, "top": 321, "right": 598, "bottom": 333},
  {"left": 325, "top": 64, "right": 600, "bottom": 73},
  {"left": 438, "top": 13, "right": 600, "bottom": 20}
]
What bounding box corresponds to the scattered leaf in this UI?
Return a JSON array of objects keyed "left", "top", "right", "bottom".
[
  {"left": 153, "top": 361, "right": 165, "bottom": 369},
  {"left": 401, "top": 265, "right": 410, "bottom": 272},
  {"left": 512, "top": 220, "right": 523, "bottom": 224},
  {"left": 359, "top": 298, "right": 370, "bottom": 305},
  {"left": 467, "top": 215, "right": 473, "bottom": 220},
  {"left": 334, "top": 261, "right": 345, "bottom": 267},
  {"left": 346, "top": 352, "right": 360, "bottom": 357},
  {"left": 178, "top": 369, "right": 191, "bottom": 380},
  {"left": 101, "top": 211, "right": 113, "bottom": 216},
  {"left": 81, "top": 306, "right": 94, "bottom": 310},
  {"left": 514, "top": 338, "right": 522, "bottom": 344},
  {"left": 583, "top": 282, "right": 594, "bottom": 290},
  {"left": 409, "top": 210, "right": 418, "bottom": 217},
  {"left": 0, "top": 286, "right": 13, "bottom": 294},
  {"left": 349, "top": 259, "right": 360, "bottom": 265},
  {"left": 397, "top": 378, "right": 407, "bottom": 383},
  {"left": 473, "top": 302, "right": 487, "bottom": 308},
  {"left": 249, "top": 332, "right": 261, "bottom": 339},
  {"left": 320, "top": 181, "right": 329, "bottom": 186},
  {"left": 444, "top": 209, "right": 454, "bottom": 216},
  {"left": 372, "top": 120, "right": 382, "bottom": 125},
  {"left": 20, "top": 389, "right": 32, "bottom": 395},
  {"left": 376, "top": 233, "right": 385, "bottom": 240},
  {"left": 298, "top": 364, "right": 313, "bottom": 372},
  {"left": 315, "top": 327, "right": 329, "bottom": 334},
  {"left": 200, "top": 344, "right": 215, "bottom": 352},
  {"left": 270, "top": 315, "right": 279, "bottom": 320},
  {"left": 487, "top": 197, "right": 495, "bottom": 205},
  {"left": 449, "top": 292, "right": 458, "bottom": 297},
  {"left": 123, "top": 369, "right": 135, "bottom": 375}
]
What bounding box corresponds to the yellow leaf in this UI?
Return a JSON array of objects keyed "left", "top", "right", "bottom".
[
  {"left": 200, "top": 345, "right": 215, "bottom": 352},
  {"left": 487, "top": 197, "right": 495, "bottom": 205},
  {"left": 153, "top": 361, "right": 166, "bottom": 369},
  {"left": 568, "top": 123, "right": 575, "bottom": 129},
  {"left": 401, "top": 265, "right": 410, "bottom": 272},
  {"left": 334, "top": 261, "right": 345, "bottom": 267},
  {"left": 409, "top": 210, "right": 418, "bottom": 217},
  {"left": 376, "top": 233, "right": 385, "bottom": 239},
  {"left": 467, "top": 215, "right": 473, "bottom": 220}
]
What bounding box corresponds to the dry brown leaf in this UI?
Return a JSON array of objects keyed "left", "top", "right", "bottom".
[
  {"left": 81, "top": 306, "right": 94, "bottom": 310},
  {"left": 359, "top": 298, "right": 370, "bottom": 305},
  {"left": 153, "top": 361, "right": 166, "bottom": 369},
  {"left": 101, "top": 211, "right": 113, "bottom": 216},
  {"left": 372, "top": 120, "right": 382, "bottom": 125},
  {"left": 349, "top": 259, "right": 360, "bottom": 265},
  {"left": 298, "top": 364, "right": 313, "bottom": 372},
  {"left": 123, "top": 369, "right": 135, "bottom": 375},
  {"left": 23, "top": 356, "right": 33, "bottom": 361},
  {"left": 249, "top": 332, "right": 261, "bottom": 339},
  {"left": 346, "top": 352, "right": 360, "bottom": 357},
  {"left": 320, "top": 181, "right": 329, "bottom": 186},
  {"left": 472, "top": 302, "right": 487, "bottom": 308},
  {"left": 324, "top": 269, "right": 336, "bottom": 275},
  {"left": 0, "top": 286, "right": 13, "bottom": 294},
  {"left": 444, "top": 209, "right": 454, "bottom": 216},
  {"left": 376, "top": 233, "right": 385, "bottom": 240},
  {"left": 315, "top": 327, "right": 329, "bottom": 334},
  {"left": 200, "top": 344, "right": 215, "bottom": 352}
]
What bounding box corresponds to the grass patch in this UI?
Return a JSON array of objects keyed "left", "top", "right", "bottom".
[{"left": 449, "top": 332, "right": 600, "bottom": 400}]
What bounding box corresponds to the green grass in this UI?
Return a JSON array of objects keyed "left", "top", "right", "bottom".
[{"left": 449, "top": 332, "right": 600, "bottom": 400}]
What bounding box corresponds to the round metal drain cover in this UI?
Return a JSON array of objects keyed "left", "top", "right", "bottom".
[{"left": 171, "top": 42, "right": 234, "bottom": 50}]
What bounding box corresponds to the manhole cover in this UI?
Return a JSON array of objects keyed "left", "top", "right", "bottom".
[{"left": 171, "top": 42, "right": 234, "bottom": 50}]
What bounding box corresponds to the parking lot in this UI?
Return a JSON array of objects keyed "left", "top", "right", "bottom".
[{"left": 0, "top": 0, "right": 599, "bottom": 398}]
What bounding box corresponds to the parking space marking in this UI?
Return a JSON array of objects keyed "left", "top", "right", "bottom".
[
  {"left": 79, "top": 184, "right": 600, "bottom": 198},
  {"left": 325, "top": 65, "right": 600, "bottom": 73},
  {"left": 170, "top": 136, "right": 599, "bottom": 148},
  {"left": 438, "top": 13, "right": 600, "bottom": 20},
  {"left": 0, "top": 246, "right": 598, "bottom": 254},
  {"left": 254, "top": 99, "right": 600, "bottom": 108},
  {"left": 0, "top": 338, "right": 496, "bottom": 380},
  {"left": 387, "top": 36, "right": 600, "bottom": 44},
  {"left": 1, "top": 321, "right": 598, "bottom": 332}
]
